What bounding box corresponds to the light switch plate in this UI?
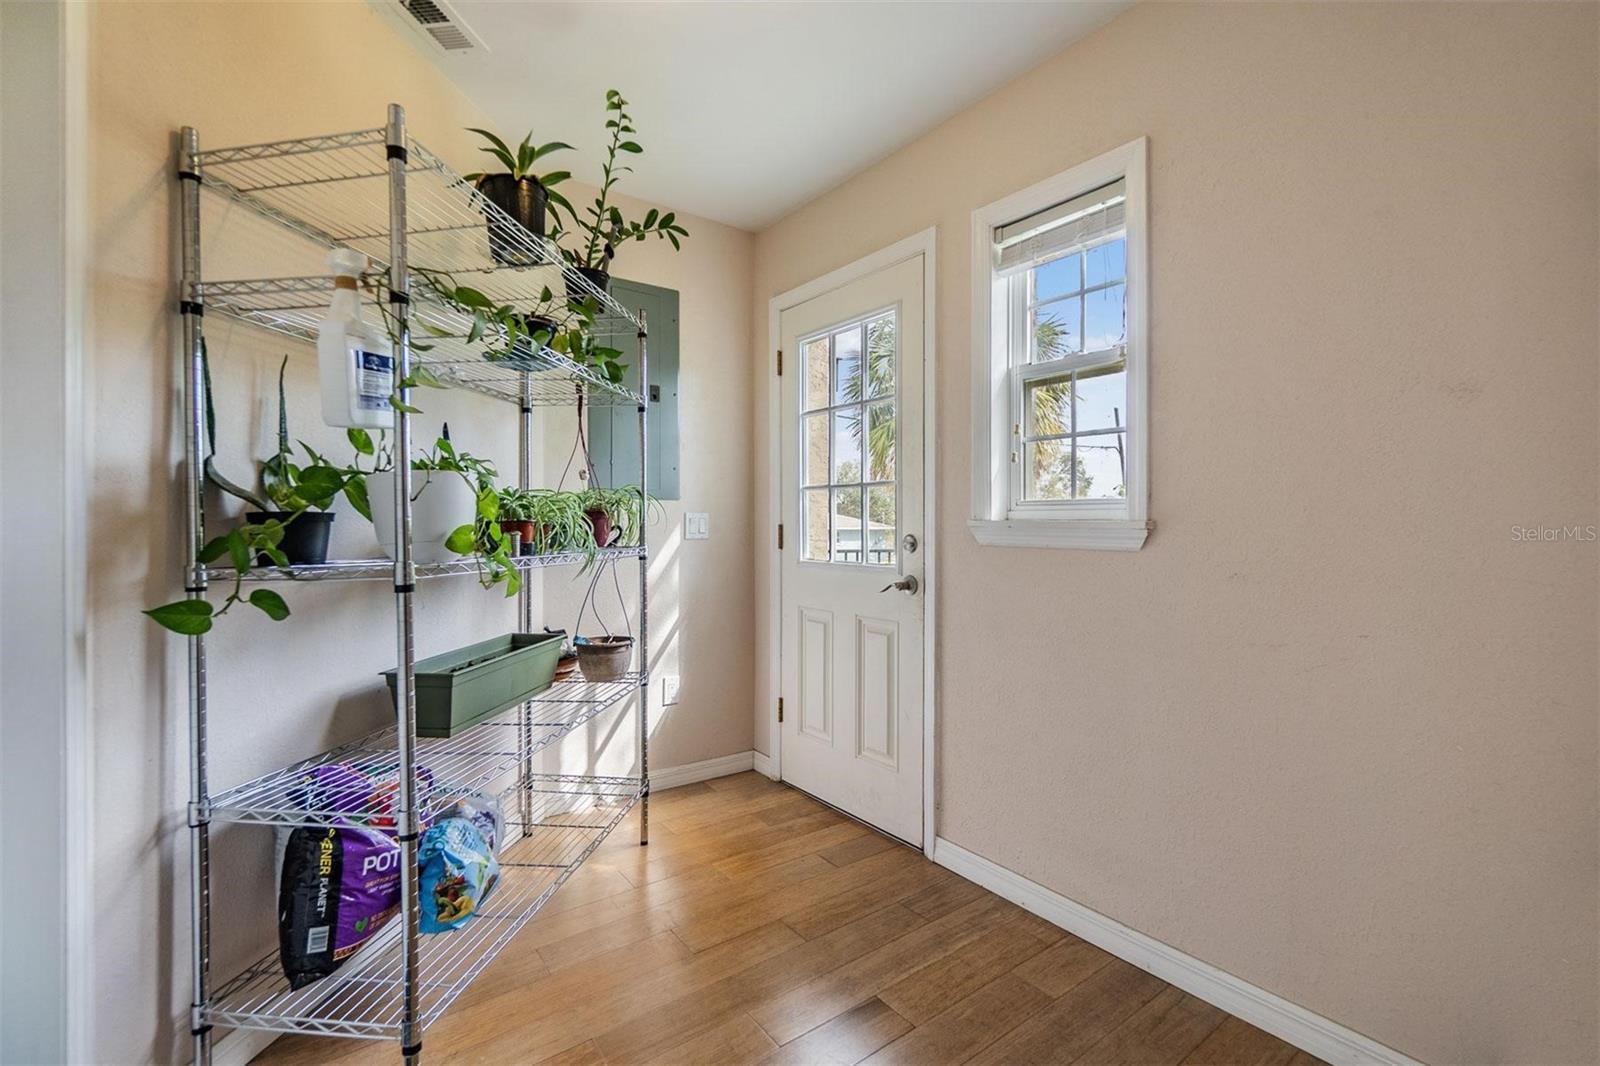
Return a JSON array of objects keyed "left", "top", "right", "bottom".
[
  {"left": 685, "top": 512, "right": 710, "bottom": 540},
  {"left": 662, "top": 675, "right": 681, "bottom": 705}
]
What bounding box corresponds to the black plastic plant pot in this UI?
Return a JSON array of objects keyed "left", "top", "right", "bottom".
[
  {"left": 247, "top": 511, "right": 334, "bottom": 567},
  {"left": 518, "top": 313, "right": 557, "bottom": 345},
  {"left": 576, "top": 266, "right": 611, "bottom": 295},
  {"left": 475, "top": 174, "right": 548, "bottom": 266}
]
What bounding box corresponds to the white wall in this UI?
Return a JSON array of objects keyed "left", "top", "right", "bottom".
[{"left": 752, "top": 3, "right": 1598, "bottom": 1063}]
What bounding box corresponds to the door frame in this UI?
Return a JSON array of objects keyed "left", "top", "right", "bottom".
[{"left": 764, "top": 227, "right": 938, "bottom": 857}]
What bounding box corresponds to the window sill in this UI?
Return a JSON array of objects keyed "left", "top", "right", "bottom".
[{"left": 967, "top": 517, "right": 1151, "bottom": 551}]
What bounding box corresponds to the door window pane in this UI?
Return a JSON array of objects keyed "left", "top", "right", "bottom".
[
  {"left": 831, "top": 407, "right": 862, "bottom": 483},
  {"left": 866, "top": 485, "right": 897, "bottom": 567},
  {"left": 832, "top": 326, "right": 862, "bottom": 405},
  {"left": 831, "top": 487, "right": 863, "bottom": 563},
  {"left": 803, "top": 488, "right": 831, "bottom": 561},
  {"left": 802, "top": 412, "right": 829, "bottom": 486},
  {"left": 866, "top": 402, "right": 895, "bottom": 481},
  {"left": 803, "top": 335, "right": 830, "bottom": 411},
  {"left": 865, "top": 314, "right": 896, "bottom": 399}
]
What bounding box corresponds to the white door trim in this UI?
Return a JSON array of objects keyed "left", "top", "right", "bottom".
[
  {"left": 0, "top": 1, "right": 93, "bottom": 1060},
  {"left": 764, "top": 227, "right": 938, "bottom": 856}
]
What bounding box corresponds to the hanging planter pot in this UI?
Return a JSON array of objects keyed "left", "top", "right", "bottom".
[
  {"left": 247, "top": 511, "right": 335, "bottom": 566},
  {"left": 575, "top": 635, "right": 633, "bottom": 682},
  {"left": 475, "top": 175, "right": 548, "bottom": 267}
]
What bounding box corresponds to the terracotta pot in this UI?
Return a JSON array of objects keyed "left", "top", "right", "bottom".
[
  {"left": 585, "top": 508, "right": 615, "bottom": 549},
  {"left": 499, "top": 518, "right": 535, "bottom": 554}
]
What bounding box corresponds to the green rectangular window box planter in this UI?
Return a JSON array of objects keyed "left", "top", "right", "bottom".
[{"left": 382, "top": 631, "right": 565, "bottom": 738}]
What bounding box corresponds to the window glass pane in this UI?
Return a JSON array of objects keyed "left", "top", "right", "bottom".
[
  {"left": 1034, "top": 253, "right": 1081, "bottom": 302},
  {"left": 866, "top": 402, "right": 895, "bottom": 481},
  {"left": 1024, "top": 376, "right": 1073, "bottom": 440},
  {"left": 803, "top": 488, "right": 831, "bottom": 561},
  {"left": 832, "top": 487, "right": 863, "bottom": 563},
  {"left": 865, "top": 314, "right": 896, "bottom": 399},
  {"left": 1024, "top": 438, "right": 1075, "bottom": 501},
  {"left": 831, "top": 407, "right": 862, "bottom": 483},
  {"left": 1072, "top": 360, "right": 1127, "bottom": 433},
  {"left": 865, "top": 485, "right": 897, "bottom": 567},
  {"left": 1085, "top": 237, "right": 1126, "bottom": 288},
  {"left": 1031, "top": 298, "right": 1080, "bottom": 361},
  {"left": 803, "top": 335, "right": 829, "bottom": 411},
  {"left": 832, "top": 325, "right": 862, "bottom": 405},
  {"left": 1077, "top": 432, "right": 1127, "bottom": 499},
  {"left": 802, "top": 412, "right": 829, "bottom": 486},
  {"left": 1084, "top": 283, "right": 1126, "bottom": 352}
]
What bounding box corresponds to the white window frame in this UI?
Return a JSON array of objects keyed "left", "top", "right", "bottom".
[{"left": 969, "top": 137, "right": 1150, "bottom": 551}]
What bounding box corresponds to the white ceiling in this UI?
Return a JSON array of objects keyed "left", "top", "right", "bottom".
[{"left": 402, "top": 1, "right": 1132, "bottom": 231}]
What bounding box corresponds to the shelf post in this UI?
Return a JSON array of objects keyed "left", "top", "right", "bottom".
[
  {"left": 637, "top": 310, "right": 650, "bottom": 846},
  {"left": 518, "top": 374, "right": 533, "bottom": 827},
  {"left": 179, "top": 125, "right": 214, "bottom": 1066},
  {"left": 385, "top": 103, "right": 424, "bottom": 1066}
]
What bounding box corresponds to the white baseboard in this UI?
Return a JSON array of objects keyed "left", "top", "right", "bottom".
[
  {"left": 753, "top": 750, "right": 775, "bottom": 778},
  {"left": 212, "top": 1026, "right": 279, "bottom": 1066},
  {"left": 650, "top": 750, "right": 756, "bottom": 791},
  {"left": 931, "top": 838, "right": 1421, "bottom": 1066}
]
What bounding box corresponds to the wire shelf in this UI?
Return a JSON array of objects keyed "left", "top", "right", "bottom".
[
  {"left": 207, "top": 676, "right": 642, "bottom": 828},
  {"left": 203, "top": 276, "right": 642, "bottom": 407},
  {"left": 208, "top": 546, "right": 644, "bottom": 584},
  {"left": 194, "top": 128, "right": 640, "bottom": 331},
  {"left": 205, "top": 774, "right": 641, "bottom": 1039}
]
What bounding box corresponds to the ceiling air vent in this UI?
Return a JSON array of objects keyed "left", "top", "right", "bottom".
[{"left": 395, "top": 0, "right": 480, "bottom": 52}]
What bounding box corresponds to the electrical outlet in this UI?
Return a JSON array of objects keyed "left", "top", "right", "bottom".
[
  {"left": 685, "top": 512, "right": 710, "bottom": 540},
  {"left": 662, "top": 675, "right": 681, "bottom": 706}
]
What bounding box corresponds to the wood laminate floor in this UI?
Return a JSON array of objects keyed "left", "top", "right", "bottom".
[{"left": 256, "top": 773, "right": 1324, "bottom": 1066}]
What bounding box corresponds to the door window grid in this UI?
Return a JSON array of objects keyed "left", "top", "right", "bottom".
[{"left": 800, "top": 311, "right": 898, "bottom": 566}]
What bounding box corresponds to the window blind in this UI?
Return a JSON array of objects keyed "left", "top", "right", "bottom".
[{"left": 995, "top": 178, "right": 1125, "bottom": 277}]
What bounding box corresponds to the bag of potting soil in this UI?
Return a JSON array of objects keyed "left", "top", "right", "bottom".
[
  {"left": 419, "top": 816, "right": 500, "bottom": 934},
  {"left": 438, "top": 790, "right": 503, "bottom": 854},
  {"left": 278, "top": 822, "right": 402, "bottom": 989}
]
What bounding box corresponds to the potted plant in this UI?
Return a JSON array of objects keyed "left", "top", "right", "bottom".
[
  {"left": 549, "top": 90, "right": 688, "bottom": 294},
  {"left": 550, "top": 321, "right": 628, "bottom": 386},
  {"left": 367, "top": 430, "right": 493, "bottom": 564},
  {"left": 405, "top": 269, "right": 601, "bottom": 373},
  {"left": 524, "top": 488, "right": 593, "bottom": 560},
  {"left": 571, "top": 550, "right": 634, "bottom": 682},
  {"left": 462, "top": 128, "right": 575, "bottom": 266},
  {"left": 143, "top": 351, "right": 369, "bottom": 635},
  {"left": 497, "top": 487, "right": 537, "bottom": 554}
]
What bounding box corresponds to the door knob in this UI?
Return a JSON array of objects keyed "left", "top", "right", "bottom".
[{"left": 879, "top": 575, "right": 919, "bottom": 595}]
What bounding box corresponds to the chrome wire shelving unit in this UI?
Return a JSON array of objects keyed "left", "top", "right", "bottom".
[{"left": 177, "top": 105, "right": 650, "bottom": 1064}]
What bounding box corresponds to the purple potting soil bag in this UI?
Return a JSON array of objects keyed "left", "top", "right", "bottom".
[
  {"left": 278, "top": 822, "right": 402, "bottom": 989},
  {"left": 288, "top": 762, "right": 372, "bottom": 815}
]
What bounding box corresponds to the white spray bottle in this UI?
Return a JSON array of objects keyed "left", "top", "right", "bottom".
[{"left": 318, "top": 248, "right": 395, "bottom": 429}]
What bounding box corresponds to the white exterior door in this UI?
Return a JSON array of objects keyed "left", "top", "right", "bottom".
[{"left": 779, "top": 254, "right": 925, "bottom": 845}]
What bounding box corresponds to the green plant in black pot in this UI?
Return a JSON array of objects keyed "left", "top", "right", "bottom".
[
  {"left": 144, "top": 352, "right": 369, "bottom": 635},
  {"left": 550, "top": 89, "right": 688, "bottom": 294},
  {"left": 463, "top": 128, "right": 575, "bottom": 266}
]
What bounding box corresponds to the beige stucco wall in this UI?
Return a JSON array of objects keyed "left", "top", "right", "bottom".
[
  {"left": 86, "top": 2, "right": 751, "bottom": 1059},
  {"left": 752, "top": 3, "right": 1598, "bottom": 1063}
]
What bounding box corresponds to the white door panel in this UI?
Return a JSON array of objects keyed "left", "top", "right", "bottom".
[{"left": 780, "top": 254, "right": 924, "bottom": 845}]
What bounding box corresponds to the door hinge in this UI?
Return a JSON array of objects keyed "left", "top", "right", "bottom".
[
  {"left": 776, "top": 349, "right": 783, "bottom": 376},
  {"left": 777, "top": 523, "right": 784, "bottom": 550},
  {"left": 778, "top": 697, "right": 784, "bottom": 724}
]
